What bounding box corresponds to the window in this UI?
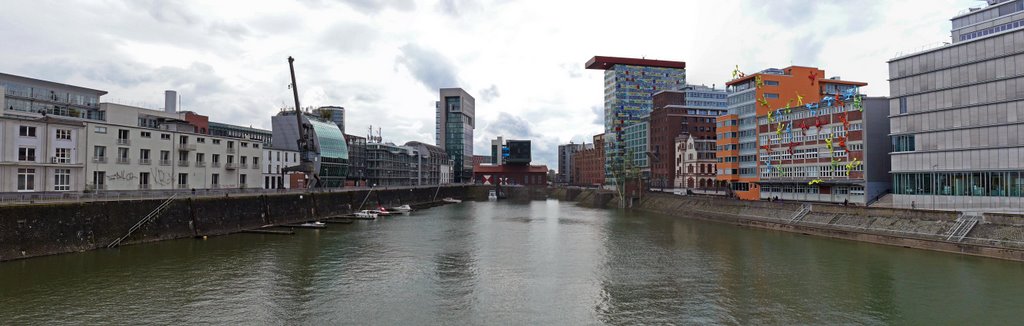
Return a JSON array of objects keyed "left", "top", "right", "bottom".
[
  {"left": 56, "top": 129, "right": 72, "bottom": 140},
  {"left": 276, "top": 151, "right": 281, "bottom": 161},
  {"left": 253, "top": 157, "right": 259, "bottom": 166},
  {"left": 18, "top": 147, "right": 36, "bottom": 161},
  {"left": 197, "top": 137, "right": 205, "bottom": 143},
  {"left": 94, "top": 146, "right": 106, "bottom": 158},
  {"left": 213, "top": 139, "right": 221, "bottom": 145},
  {"left": 178, "top": 173, "right": 188, "bottom": 187},
  {"left": 141, "top": 131, "right": 152, "bottom": 138},
  {"left": 93, "top": 171, "right": 106, "bottom": 188},
  {"left": 161, "top": 133, "right": 171, "bottom": 140},
  {"left": 212, "top": 154, "right": 221, "bottom": 163},
  {"left": 253, "top": 144, "right": 259, "bottom": 149},
  {"left": 765, "top": 80, "right": 779, "bottom": 86},
  {"left": 117, "top": 129, "right": 129, "bottom": 140},
  {"left": 241, "top": 156, "right": 248, "bottom": 165},
  {"left": 19, "top": 126, "right": 36, "bottom": 137},
  {"left": 140, "top": 149, "right": 151, "bottom": 164},
  {"left": 240, "top": 174, "right": 247, "bottom": 186},
  {"left": 179, "top": 135, "right": 188, "bottom": 144},
  {"left": 765, "top": 93, "right": 779, "bottom": 99},
  {"left": 54, "top": 148, "right": 71, "bottom": 163},
  {"left": 94, "top": 126, "right": 107, "bottom": 134},
  {"left": 196, "top": 153, "right": 205, "bottom": 163},
  {"left": 54, "top": 169, "right": 71, "bottom": 191},
  {"left": 899, "top": 97, "right": 908, "bottom": 114},
  {"left": 892, "top": 135, "right": 915, "bottom": 152},
  {"left": 241, "top": 142, "right": 248, "bottom": 148},
  {"left": 212, "top": 174, "right": 219, "bottom": 186},
  {"left": 160, "top": 150, "right": 170, "bottom": 164},
  {"left": 139, "top": 172, "right": 150, "bottom": 188},
  {"left": 17, "top": 168, "right": 35, "bottom": 191}
]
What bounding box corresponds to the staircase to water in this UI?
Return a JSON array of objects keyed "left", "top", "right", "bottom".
[
  {"left": 789, "top": 203, "right": 812, "bottom": 224},
  {"left": 107, "top": 194, "right": 178, "bottom": 248},
  {"left": 945, "top": 212, "right": 982, "bottom": 242}
]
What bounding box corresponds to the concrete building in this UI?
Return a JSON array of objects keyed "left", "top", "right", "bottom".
[
  {"left": 585, "top": 56, "right": 687, "bottom": 184},
  {"left": 271, "top": 111, "right": 349, "bottom": 187},
  {"left": 313, "top": 106, "right": 345, "bottom": 135},
  {"left": 436, "top": 88, "right": 475, "bottom": 183},
  {"left": 85, "top": 102, "right": 263, "bottom": 191},
  {"left": 889, "top": 0, "right": 1024, "bottom": 210},
  {"left": 717, "top": 66, "right": 868, "bottom": 201},
  {"left": 208, "top": 121, "right": 272, "bottom": 146},
  {"left": 490, "top": 136, "right": 504, "bottom": 165},
  {"left": 1, "top": 72, "right": 106, "bottom": 121},
  {"left": 0, "top": 114, "right": 87, "bottom": 193},
  {"left": 344, "top": 134, "right": 367, "bottom": 187},
  {"left": 649, "top": 85, "right": 727, "bottom": 189},
  {"left": 405, "top": 141, "right": 454, "bottom": 185},
  {"left": 262, "top": 147, "right": 300, "bottom": 189},
  {"left": 557, "top": 142, "right": 586, "bottom": 184},
  {"left": 572, "top": 134, "right": 605, "bottom": 186}
]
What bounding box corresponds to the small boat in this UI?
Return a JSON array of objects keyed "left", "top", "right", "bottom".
[
  {"left": 442, "top": 197, "right": 462, "bottom": 203},
  {"left": 390, "top": 204, "right": 412, "bottom": 213},
  {"left": 487, "top": 190, "right": 498, "bottom": 201},
  {"left": 354, "top": 210, "right": 378, "bottom": 218},
  {"left": 298, "top": 221, "right": 327, "bottom": 228},
  {"left": 370, "top": 206, "right": 392, "bottom": 216}
]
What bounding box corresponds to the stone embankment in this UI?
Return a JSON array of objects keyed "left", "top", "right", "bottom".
[
  {"left": 550, "top": 187, "right": 1024, "bottom": 261},
  {"left": 0, "top": 186, "right": 469, "bottom": 262}
]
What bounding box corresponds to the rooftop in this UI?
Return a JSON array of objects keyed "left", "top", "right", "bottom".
[
  {"left": 0, "top": 72, "right": 108, "bottom": 96},
  {"left": 585, "top": 56, "right": 686, "bottom": 70}
]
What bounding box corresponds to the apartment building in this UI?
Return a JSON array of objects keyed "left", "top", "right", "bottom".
[
  {"left": 572, "top": 134, "right": 605, "bottom": 186},
  {"left": 262, "top": 147, "right": 300, "bottom": 189},
  {"left": 0, "top": 114, "right": 87, "bottom": 192},
  {"left": 85, "top": 103, "right": 262, "bottom": 191},
  {"left": 648, "top": 85, "right": 727, "bottom": 189}
]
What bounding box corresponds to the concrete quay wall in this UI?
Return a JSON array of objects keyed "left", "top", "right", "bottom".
[
  {"left": 550, "top": 188, "right": 1024, "bottom": 262},
  {"left": 0, "top": 186, "right": 469, "bottom": 262}
]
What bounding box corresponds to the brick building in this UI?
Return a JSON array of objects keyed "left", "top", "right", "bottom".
[
  {"left": 572, "top": 134, "right": 605, "bottom": 186},
  {"left": 648, "top": 85, "right": 726, "bottom": 189}
]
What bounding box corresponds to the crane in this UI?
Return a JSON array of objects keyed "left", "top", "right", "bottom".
[{"left": 280, "top": 56, "right": 321, "bottom": 188}]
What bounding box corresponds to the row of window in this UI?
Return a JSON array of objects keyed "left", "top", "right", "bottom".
[
  {"left": 15, "top": 126, "right": 73, "bottom": 139},
  {"left": 90, "top": 171, "right": 248, "bottom": 189},
  {"left": 761, "top": 163, "right": 864, "bottom": 179},
  {"left": 958, "top": 18, "right": 1024, "bottom": 42},
  {"left": 14, "top": 168, "right": 72, "bottom": 191},
  {"left": 894, "top": 171, "right": 1024, "bottom": 197},
  {"left": 96, "top": 126, "right": 255, "bottom": 148},
  {"left": 93, "top": 146, "right": 258, "bottom": 166}
]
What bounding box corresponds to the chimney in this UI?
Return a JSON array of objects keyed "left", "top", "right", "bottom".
[{"left": 164, "top": 90, "right": 178, "bottom": 113}]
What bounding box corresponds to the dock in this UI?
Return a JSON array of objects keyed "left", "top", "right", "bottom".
[
  {"left": 242, "top": 229, "right": 295, "bottom": 235},
  {"left": 287, "top": 222, "right": 327, "bottom": 229},
  {"left": 324, "top": 219, "right": 355, "bottom": 224}
]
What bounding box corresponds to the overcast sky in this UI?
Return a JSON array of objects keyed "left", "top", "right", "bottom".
[{"left": 0, "top": 0, "right": 977, "bottom": 167}]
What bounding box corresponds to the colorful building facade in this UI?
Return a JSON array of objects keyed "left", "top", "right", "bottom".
[{"left": 585, "top": 56, "right": 686, "bottom": 184}]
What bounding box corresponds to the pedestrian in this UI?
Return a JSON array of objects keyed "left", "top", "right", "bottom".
[
  {"left": 911, "top": 201, "right": 916, "bottom": 209},
  {"left": 843, "top": 198, "right": 849, "bottom": 206}
]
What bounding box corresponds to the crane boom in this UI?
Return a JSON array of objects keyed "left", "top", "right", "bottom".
[{"left": 281, "top": 56, "right": 321, "bottom": 188}]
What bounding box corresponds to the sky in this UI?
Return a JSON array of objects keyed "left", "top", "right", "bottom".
[{"left": 0, "top": 0, "right": 979, "bottom": 167}]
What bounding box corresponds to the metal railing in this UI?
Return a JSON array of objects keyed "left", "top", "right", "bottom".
[
  {"left": 196, "top": 161, "right": 206, "bottom": 167},
  {"left": 139, "top": 159, "right": 151, "bottom": 165},
  {"left": 159, "top": 160, "right": 172, "bottom": 166},
  {"left": 117, "top": 139, "right": 130, "bottom": 146},
  {"left": 211, "top": 162, "right": 221, "bottom": 168},
  {"left": 116, "top": 157, "right": 130, "bottom": 164},
  {"left": 179, "top": 144, "right": 196, "bottom": 151},
  {"left": 225, "top": 162, "right": 238, "bottom": 170},
  {"left": 227, "top": 147, "right": 236, "bottom": 154},
  {"left": 93, "top": 157, "right": 107, "bottom": 164},
  {"left": 177, "top": 160, "right": 189, "bottom": 167}
]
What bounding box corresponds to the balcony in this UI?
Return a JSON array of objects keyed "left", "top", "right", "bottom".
[
  {"left": 179, "top": 143, "right": 196, "bottom": 151},
  {"left": 176, "top": 184, "right": 189, "bottom": 189},
  {"left": 139, "top": 159, "right": 151, "bottom": 165},
  {"left": 226, "top": 147, "right": 236, "bottom": 154},
  {"left": 116, "top": 157, "right": 130, "bottom": 164},
  {"left": 177, "top": 160, "right": 190, "bottom": 167},
  {"left": 117, "top": 139, "right": 130, "bottom": 146},
  {"left": 225, "top": 162, "right": 238, "bottom": 170},
  {"left": 211, "top": 162, "right": 221, "bottom": 168},
  {"left": 239, "top": 163, "right": 249, "bottom": 169},
  {"left": 159, "top": 160, "right": 172, "bottom": 166},
  {"left": 50, "top": 157, "right": 72, "bottom": 164},
  {"left": 196, "top": 161, "right": 206, "bottom": 167},
  {"left": 139, "top": 184, "right": 151, "bottom": 190},
  {"left": 92, "top": 156, "right": 107, "bottom": 164},
  {"left": 87, "top": 184, "right": 107, "bottom": 191}
]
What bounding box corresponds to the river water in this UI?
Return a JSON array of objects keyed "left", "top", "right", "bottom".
[{"left": 2, "top": 200, "right": 1022, "bottom": 324}]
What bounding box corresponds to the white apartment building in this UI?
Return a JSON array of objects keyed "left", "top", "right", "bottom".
[
  {"left": 262, "top": 147, "right": 300, "bottom": 189},
  {"left": 85, "top": 103, "right": 262, "bottom": 191},
  {"left": 0, "top": 114, "right": 88, "bottom": 192}
]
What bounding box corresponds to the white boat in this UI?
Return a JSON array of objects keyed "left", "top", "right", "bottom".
[
  {"left": 299, "top": 221, "right": 326, "bottom": 228},
  {"left": 370, "top": 206, "right": 392, "bottom": 216},
  {"left": 487, "top": 190, "right": 498, "bottom": 201},
  {"left": 442, "top": 197, "right": 462, "bottom": 203},
  {"left": 390, "top": 204, "right": 412, "bottom": 213},
  {"left": 354, "top": 210, "right": 378, "bottom": 218}
]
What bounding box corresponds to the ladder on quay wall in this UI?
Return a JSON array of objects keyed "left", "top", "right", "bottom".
[
  {"left": 789, "top": 203, "right": 812, "bottom": 224},
  {"left": 107, "top": 194, "right": 178, "bottom": 248},
  {"left": 945, "top": 212, "right": 982, "bottom": 242}
]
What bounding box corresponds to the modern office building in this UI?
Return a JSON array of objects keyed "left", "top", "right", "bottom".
[
  {"left": 313, "top": 106, "right": 345, "bottom": 135},
  {"left": 208, "top": 121, "right": 272, "bottom": 146},
  {"left": 1, "top": 72, "right": 106, "bottom": 121},
  {"left": 648, "top": 85, "right": 727, "bottom": 189},
  {"left": 585, "top": 56, "right": 686, "bottom": 184},
  {"left": 405, "top": 141, "right": 454, "bottom": 185},
  {"left": 717, "top": 66, "right": 867, "bottom": 201},
  {"left": 271, "top": 111, "right": 349, "bottom": 187},
  {"left": 621, "top": 116, "right": 650, "bottom": 179},
  {"left": 490, "top": 136, "right": 504, "bottom": 165},
  {"left": 889, "top": 0, "right": 1024, "bottom": 210},
  {"left": 365, "top": 141, "right": 417, "bottom": 187},
  {"left": 557, "top": 142, "right": 586, "bottom": 184},
  {"left": 344, "top": 134, "right": 368, "bottom": 187},
  {"left": 572, "top": 134, "right": 605, "bottom": 186},
  {"left": 436, "top": 88, "right": 475, "bottom": 182}
]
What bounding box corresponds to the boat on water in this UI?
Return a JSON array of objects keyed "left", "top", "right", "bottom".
[
  {"left": 442, "top": 197, "right": 462, "bottom": 203},
  {"left": 487, "top": 190, "right": 498, "bottom": 201},
  {"left": 299, "top": 221, "right": 327, "bottom": 228},
  {"left": 370, "top": 206, "right": 392, "bottom": 216},
  {"left": 390, "top": 204, "right": 412, "bottom": 213},
  {"left": 354, "top": 210, "right": 378, "bottom": 218}
]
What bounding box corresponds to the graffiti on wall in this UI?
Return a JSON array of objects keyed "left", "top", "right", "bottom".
[{"left": 106, "top": 168, "right": 175, "bottom": 186}]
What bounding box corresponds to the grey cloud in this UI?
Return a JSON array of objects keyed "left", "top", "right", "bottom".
[
  {"left": 562, "top": 63, "right": 583, "bottom": 78},
  {"left": 321, "top": 21, "right": 380, "bottom": 53},
  {"left": 303, "top": 0, "right": 415, "bottom": 13},
  {"left": 209, "top": 21, "right": 251, "bottom": 40},
  {"left": 791, "top": 35, "right": 825, "bottom": 67},
  {"left": 396, "top": 43, "right": 460, "bottom": 91},
  {"left": 124, "top": 0, "right": 201, "bottom": 25},
  {"left": 436, "top": 0, "right": 480, "bottom": 16},
  {"left": 480, "top": 85, "right": 500, "bottom": 102},
  {"left": 590, "top": 105, "right": 604, "bottom": 125},
  {"left": 479, "top": 112, "right": 562, "bottom": 167}
]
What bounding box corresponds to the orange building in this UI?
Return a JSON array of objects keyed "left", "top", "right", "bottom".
[{"left": 716, "top": 66, "right": 866, "bottom": 201}]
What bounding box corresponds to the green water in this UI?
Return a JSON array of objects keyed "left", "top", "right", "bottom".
[{"left": 1, "top": 200, "right": 1022, "bottom": 324}]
